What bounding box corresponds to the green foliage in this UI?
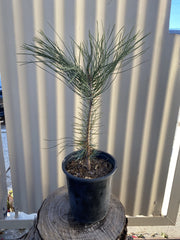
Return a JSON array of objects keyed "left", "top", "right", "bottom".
[
  {"left": 161, "top": 232, "right": 168, "bottom": 238},
  {"left": 21, "top": 25, "right": 148, "bottom": 170}
]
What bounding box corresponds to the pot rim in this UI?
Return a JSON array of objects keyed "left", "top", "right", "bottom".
[{"left": 62, "top": 150, "right": 117, "bottom": 182}]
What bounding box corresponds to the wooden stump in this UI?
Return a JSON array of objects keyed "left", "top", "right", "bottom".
[{"left": 22, "top": 187, "right": 127, "bottom": 240}]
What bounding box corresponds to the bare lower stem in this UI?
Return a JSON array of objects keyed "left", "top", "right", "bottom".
[{"left": 86, "top": 98, "right": 93, "bottom": 170}]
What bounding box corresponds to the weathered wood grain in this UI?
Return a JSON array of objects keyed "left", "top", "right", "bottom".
[{"left": 22, "top": 187, "right": 127, "bottom": 240}]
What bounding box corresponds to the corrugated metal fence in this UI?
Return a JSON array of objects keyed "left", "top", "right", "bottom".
[{"left": 0, "top": 0, "right": 179, "bottom": 225}]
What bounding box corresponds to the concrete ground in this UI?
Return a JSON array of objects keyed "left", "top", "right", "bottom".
[{"left": 127, "top": 206, "right": 180, "bottom": 239}]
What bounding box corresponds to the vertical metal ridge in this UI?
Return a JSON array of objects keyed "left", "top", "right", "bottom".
[
  {"left": 109, "top": 0, "right": 127, "bottom": 199},
  {"left": 0, "top": 0, "right": 29, "bottom": 212},
  {"left": 133, "top": 0, "right": 168, "bottom": 215},
  {"left": 74, "top": 0, "right": 85, "bottom": 151},
  {"left": 94, "top": 0, "right": 106, "bottom": 149},
  {"left": 119, "top": 0, "right": 148, "bottom": 211},
  {"left": 12, "top": 0, "right": 32, "bottom": 211},
  {"left": 54, "top": 0, "right": 66, "bottom": 188},
  {"left": 107, "top": 80, "right": 121, "bottom": 155},
  {"left": 44, "top": 0, "right": 58, "bottom": 195},
  {"left": 148, "top": 35, "right": 180, "bottom": 215},
  {"left": 107, "top": 0, "right": 126, "bottom": 155},
  {"left": 33, "top": 0, "right": 49, "bottom": 201},
  {"left": 63, "top": 0, "right": 75, "bottom": 158},
  {"left": 12, "top": 0, "right": 44, "bottom": 212}
]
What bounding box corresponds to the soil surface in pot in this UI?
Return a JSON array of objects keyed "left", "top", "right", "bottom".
[{"left": 66, "top": 158, "right": 113, "bottom": 179}]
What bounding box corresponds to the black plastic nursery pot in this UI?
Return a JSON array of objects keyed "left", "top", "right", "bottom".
[{"left": 62, "top": 150, "right": 117, "bottom": 224}]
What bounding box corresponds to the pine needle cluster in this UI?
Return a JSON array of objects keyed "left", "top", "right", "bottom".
[{"left": 21, "top": 26, "right": 148, "bottom": 170}]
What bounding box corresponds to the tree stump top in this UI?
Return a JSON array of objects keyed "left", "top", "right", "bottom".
[
  {"left": 37, "top": 187, "right": 126, "bottom": 240},
  {"left": 23, "top": 186, "right": 127, "bottom": 240}
]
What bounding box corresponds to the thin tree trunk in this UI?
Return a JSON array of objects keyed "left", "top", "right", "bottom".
[{"left": 85, "top": 98, "right": 93, "bottom": 170}]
